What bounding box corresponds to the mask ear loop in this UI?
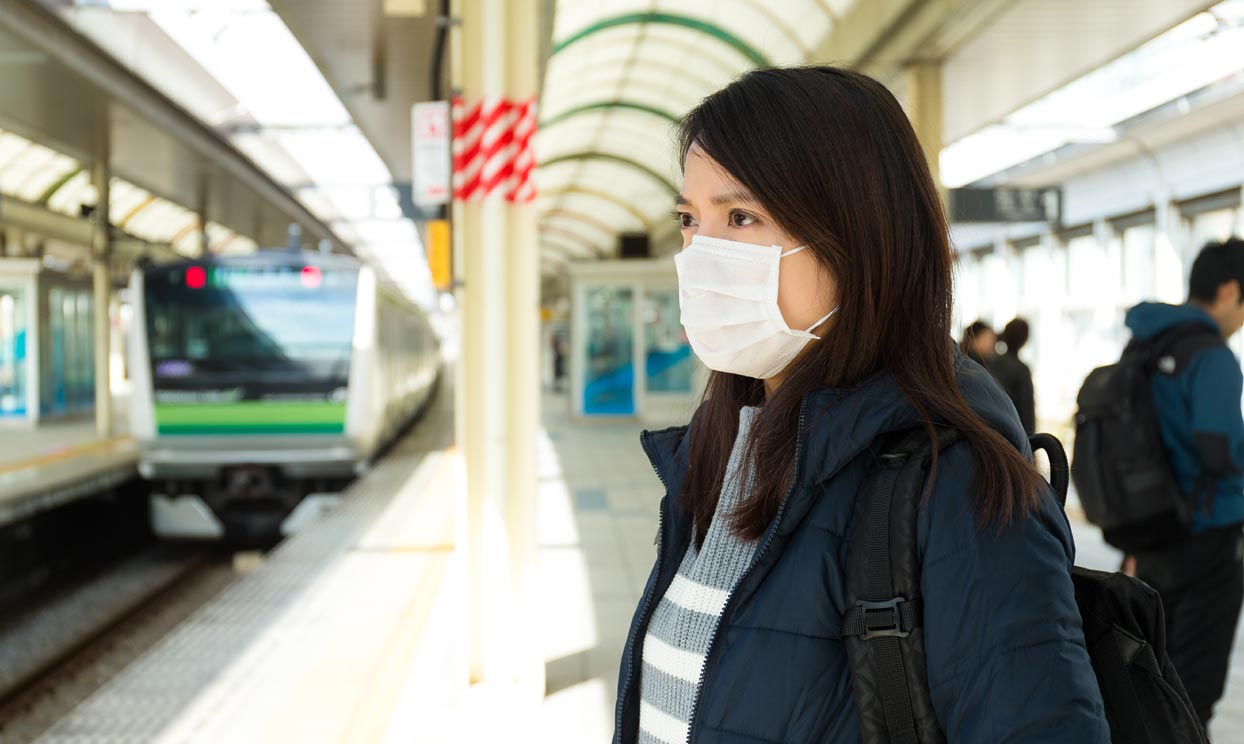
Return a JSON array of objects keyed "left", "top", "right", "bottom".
[
  {"left": 779, "top": 246, "right": 837, "bottom": 335},
  {"left": 804, "top": 306, "right": 839, "bottom": 334}
]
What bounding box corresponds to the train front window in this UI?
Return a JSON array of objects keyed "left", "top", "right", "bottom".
[{"left": 145, "top": 264, "right": 358, "bottom": 381}]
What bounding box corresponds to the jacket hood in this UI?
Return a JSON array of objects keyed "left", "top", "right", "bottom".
[{"left": 1125, "top": 302, "right": 1219, "bottom": 341}]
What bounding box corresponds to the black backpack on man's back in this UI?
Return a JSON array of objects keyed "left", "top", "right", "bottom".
[
  {"left": 1071, "top": 324, "right": 1225, "bottom": 553},
  {"left": 841, "top": 427, "right": 1208, "bottom": 744}
]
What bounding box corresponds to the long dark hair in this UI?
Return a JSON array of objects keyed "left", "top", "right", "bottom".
[{"left": 678, "top": 66, "right": 1044, "bottom": 547}]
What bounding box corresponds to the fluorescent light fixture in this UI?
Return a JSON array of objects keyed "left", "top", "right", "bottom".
[
  {"left": 94, "top": 0, "right": 435, "bottom": 305},
  {"left": 126, "top": 1, "right": 350, "bottom": 128},
  {"left": 275, "top": 127, "right": 391, "bottom": 186}
]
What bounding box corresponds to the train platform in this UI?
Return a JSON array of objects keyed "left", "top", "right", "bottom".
[
  {"left": 23, "top": 389, "right": 1244, "bottom": 743},
  {"left": 0, "top": 419, "right": 137, "bottom": 528}
]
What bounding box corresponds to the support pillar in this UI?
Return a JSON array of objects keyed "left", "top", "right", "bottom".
[
  {"left": 453, "top": 0, "right": 542, "bottom": 695},
  {"left": 904, "top": 60, "right": 944, "bottom": 191},
  {"left": 91, "top": 149, "right": 112, "bottom": 438},
  {"left": 503, "top": 0, "right": 542, "bottom": 700},
  {"left": 199, "top": 174, "right": 211, "bottom": 256}
]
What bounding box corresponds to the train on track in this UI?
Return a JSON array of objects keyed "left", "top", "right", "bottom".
[{"left": 128, "top": 249, "right": 440, "bottom": 541}]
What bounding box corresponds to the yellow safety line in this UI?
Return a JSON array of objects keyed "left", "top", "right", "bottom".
[
  {"left": 342, "top": 551, "right": 453, "bottom": 742},
  {"left": 343, "top": 452, "right": 460, "bottom": 741},
  {"left": 0, "top": 436, "right": 132, "bottom": 476}
]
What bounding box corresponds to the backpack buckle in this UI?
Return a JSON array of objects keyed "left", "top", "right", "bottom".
[{"left": 853, "top": 597, "right": 913, "bottom": 640}]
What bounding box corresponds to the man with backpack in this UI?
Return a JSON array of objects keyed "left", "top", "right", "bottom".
[{"left": 1122, "top": 238, "right": 1244, "bottom": 730}]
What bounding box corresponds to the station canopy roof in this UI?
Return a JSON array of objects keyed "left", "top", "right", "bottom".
[{"left": 535, "top": 1, "right": 856, "bottom": 272}]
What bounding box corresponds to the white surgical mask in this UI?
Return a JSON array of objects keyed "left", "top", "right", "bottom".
[{"left": 674, "top": 234, "right": 837, "bottom": 379}]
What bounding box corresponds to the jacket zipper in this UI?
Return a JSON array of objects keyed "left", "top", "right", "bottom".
[
  {"left": 615, "top": 430, "right": 670, "bottom": 744},
  {"left": 685, "top": 397, "right": 810, "bottom": 744}
]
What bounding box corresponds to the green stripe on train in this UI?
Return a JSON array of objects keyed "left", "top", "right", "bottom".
[{"left": 154, "top": 401, "right": 346, "bottom": 435}]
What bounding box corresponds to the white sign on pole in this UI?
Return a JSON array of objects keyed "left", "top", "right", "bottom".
[{"left": 412, "top": 101, "right": 451, "bottom": 207}]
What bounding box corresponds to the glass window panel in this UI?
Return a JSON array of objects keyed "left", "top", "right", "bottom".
[
  {"left": 1067, "top": 233, "right": 1118, "bottom": 308},
  {"left": 1121, "top": 224, "right": 1157, "bottom": 306},
  {"left": 144, "top": 263, "right": 358, "bottom": 380},
  {"left": 583, "top": 285, "right": 634, "bottom": 415},
  {"left": 644, "top": 289, "right": 692, "bottom": 393},
  {"left": 0, "top": 289, "right": 28, "bottom": 417},
  {"left": 1188, "top": 207, "right": 1239, "bottom": 247},
  {"left": 45, "top": 287, "right": 66, "bottom": 413}
]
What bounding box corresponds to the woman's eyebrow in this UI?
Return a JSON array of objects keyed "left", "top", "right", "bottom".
[
  {"left": 674, "top": 191, "right": 760, "bottom": 207},
  {"left": 711, "top": 190, "right": 760, "bottom": 206}
]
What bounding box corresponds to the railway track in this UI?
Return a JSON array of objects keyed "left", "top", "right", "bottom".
[{"left": 0, "top": 546, "right": 236, "bottom": 742}]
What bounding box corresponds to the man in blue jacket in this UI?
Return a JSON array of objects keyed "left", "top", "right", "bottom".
[{"left": 1127, "top": 237, "right": 1244, "bottom": 729}]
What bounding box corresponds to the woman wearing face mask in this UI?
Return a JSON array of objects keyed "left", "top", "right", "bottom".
[{"left": 612, "top": 67, "right": 1108, "bottom": 744}]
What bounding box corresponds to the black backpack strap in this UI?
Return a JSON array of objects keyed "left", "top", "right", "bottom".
[
  {"left": 1030, "top": 433, "right": 1070, "bottom": 508},
  {"left": 842, "top": 425, "right": 958, "bottom": 744},
  {"left": 1140, "top": 322, "right": 1224, "bottom": 377},
  {"left": 1096, "top": 626, "right": 1160, "bottom": 744}
]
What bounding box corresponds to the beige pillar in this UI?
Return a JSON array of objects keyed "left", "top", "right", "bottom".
[
  {"left": 453, "top": 0, "right": 543, "bottom": 693},
  {"left": 904, "top": 60, "right": 944, "bottom": 190},
  {"left": 91, "top": 152, "right": 112, "bottom": 438},
  {"left": 503, "top": 0, "right": 542, "bottom": 698}
]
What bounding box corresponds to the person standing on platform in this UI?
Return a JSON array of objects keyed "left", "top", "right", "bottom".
[
  {"left": 1127, "top": 238, "right": 1244, "bottom": 730},
  {"left": 992, "top": 318, "right": 1037, "bottom": 434},
  {"left": 613, "top": 66, "right": 1107, "bottom": 744},
  {"left": 960, "top": 319, "right": 997, "bottom": 369}
]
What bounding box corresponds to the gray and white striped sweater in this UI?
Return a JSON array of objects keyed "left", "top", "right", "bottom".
[{"left": 638, "top": 406, "right": 762, "bottom": 744}]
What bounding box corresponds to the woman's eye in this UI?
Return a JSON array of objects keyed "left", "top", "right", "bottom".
[
  {"left": 729, "top": 211, "right": 756, "bottom": 228},
  {"left": 675, "top": 211, "right": 698, "bottom": 229}
]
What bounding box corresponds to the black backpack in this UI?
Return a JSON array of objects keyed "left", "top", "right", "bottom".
[
  {"left": 842, "top": 427, "right": 1208, "bottom": 744},
  {"left": 1071, "top": 324, "right": 1224, "bottom": 553}
]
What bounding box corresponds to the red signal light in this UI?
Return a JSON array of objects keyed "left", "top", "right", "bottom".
[
  {"left": 301, "top": 265, "right": 322, "bottom": 289},
  {"left": 186, "top": 266, "right": 207, "bottom": 289}
]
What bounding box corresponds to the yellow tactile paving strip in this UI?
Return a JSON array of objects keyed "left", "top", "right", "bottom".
[{"left": 0, "top": 435, "right": 133, "bottom": 477}]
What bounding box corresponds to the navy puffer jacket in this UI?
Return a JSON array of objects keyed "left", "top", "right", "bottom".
[{"left": 614, "top": 355, "right": 1109, "bottom": 743}]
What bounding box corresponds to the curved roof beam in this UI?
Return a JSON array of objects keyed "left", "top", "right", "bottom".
[
  {"left": 538, "top": 240, "right": 575, "bottom": 262},
  {"left": 539, "top": 186, "right": 656, "bottom": 229},
  {"left": 541, "top": 101, "right": 678, "bottom": 130},
  {"left": 544, "top": 39, "right": 739, "bottom": 99},
  {"left": 541, "top": 208, "right": 622, "bottom": 240},
  {"left": 539, "top": 224, "right": 607, "bottom": 258},
  {"left": 118, "top": 194, "right": 158, "bottom": 228},
  {"left": 169, "top": 222, "right": 199, "bottom": 245},
  {"left": 541, "top": 219, "right": 613, "bottom": 256},
  {"left": 39, "top": 166, "right": 83, "bottom": 204},
  {"left": 540, "top": 238, "right": 594, "bottom": 265},
  {"left": 552, "top": 13, "right": 771, "bottom": 68},
  {"left": 540, "top": 152, "right": 678, "bottom": 196}
]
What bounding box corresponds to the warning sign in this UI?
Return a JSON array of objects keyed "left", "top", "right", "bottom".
[{"left": 412, "top": 101, "right": 451, "bottom": 207}]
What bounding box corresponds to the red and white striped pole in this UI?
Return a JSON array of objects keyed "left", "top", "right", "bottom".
[{"left": 452, "top": 95, "right": 537, "bottom": 204}]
